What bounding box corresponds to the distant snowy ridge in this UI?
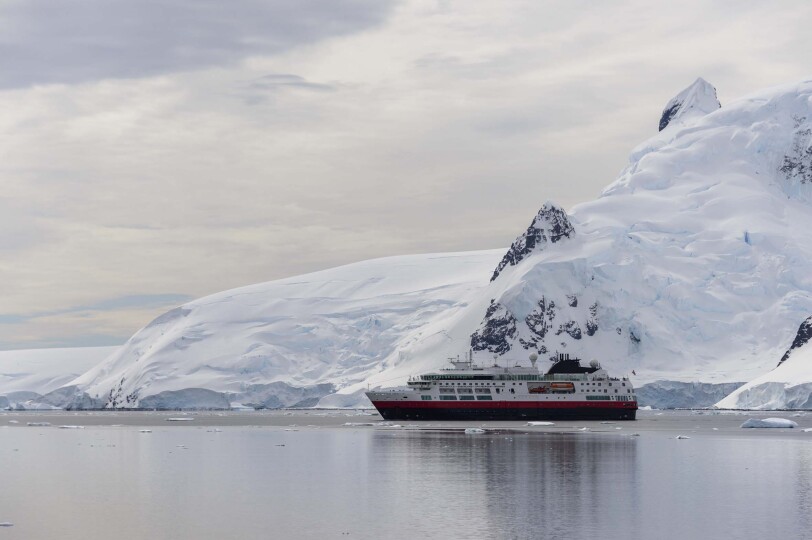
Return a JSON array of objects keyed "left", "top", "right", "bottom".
[{"left": 0, "top": 347, "right": 116, "bottom": 409}]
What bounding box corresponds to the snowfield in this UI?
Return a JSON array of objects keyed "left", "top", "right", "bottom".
[
  {"left": 65, "top": 250, "right": 504, "bottom": 409},
  {"left": 7, "top": 76, "right": 812, "bottom": 410}
]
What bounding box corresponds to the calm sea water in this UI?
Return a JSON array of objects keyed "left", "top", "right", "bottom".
[{"left": 1, "top": 411, "right": 811, "bottom": 539}]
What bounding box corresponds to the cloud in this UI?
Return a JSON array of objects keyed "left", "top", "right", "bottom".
[
  {"left": 4, "top": 0, "right": 812, "bottom": 349},
  {"left": 0, "top": 0, "right": 394, "bottom": 88},
  {"left": 0, "top": 294, "right": 193, "bottom": 350},
  {"left": 0, "top": 294, "right": 192, "bottom": 324}
]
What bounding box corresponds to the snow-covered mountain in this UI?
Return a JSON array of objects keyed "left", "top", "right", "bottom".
[
  {"left": 468, "top": 77, "right": 812, "bottom": 389},
  {"left": 60, "top": 251, "right": 503, "bottom": 409},
  {"left": 20, "top": 76, "right": 812, "bottom": 410}
]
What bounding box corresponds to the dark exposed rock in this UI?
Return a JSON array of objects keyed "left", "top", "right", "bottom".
[
  {"left": 556, "top": 321, "right": 582, "bottom": 340},
  {"left": 778, "top": 316, "right": 812, "bottom": 366},
  {"left": 519, "top": 297, "right": 558, "bottom": 350},
  {"left": 586, "top": 302, "right": 599, "bottom": 336},
  {"left": 566, "top": 294, "right": 578, "bottom": 307},
  {"left": 490, "top": 203, "right": 574, "bottom": 281},
  {"left": 470, "top": 300, "right": 518, "bottom": 354},
  {"left": 659, "top": 103, "right": 681, "bottom": 132},
  {"left": 780, "top": 116, "right": 812, "bottom": 185}
]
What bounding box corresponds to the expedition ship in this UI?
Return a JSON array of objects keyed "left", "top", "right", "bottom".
[{"left": 366, "top": 353, "right": 637, "bottom": 421}]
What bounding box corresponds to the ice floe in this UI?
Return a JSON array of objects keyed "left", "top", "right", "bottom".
[{"left": 740, "top": 418, "right": 798, "bottom": 428}]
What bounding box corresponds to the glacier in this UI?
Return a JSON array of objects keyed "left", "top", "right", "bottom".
[{"left": 7, "top": 76, "right": 812, "bottom": 410}]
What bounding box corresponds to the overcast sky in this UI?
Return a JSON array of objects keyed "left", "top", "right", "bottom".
[{"left": 2, "top": 0, "right": 812, "bottom": 350}]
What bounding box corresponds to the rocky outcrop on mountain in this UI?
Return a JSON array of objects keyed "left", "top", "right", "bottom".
[
  {"left": 779, "top": 317, "right": 812, "bottom": 366},
  {"left": 658, "top": 77, "right": 720, "bottom": 131},
  {"left": 780, "top": 116, "right": 812, "bottom": 185},
  {"left": 490, "top": 203, "right": 574, "bottom": 281},
  {"left": 470, "top": 300, "right": 518, "bottom": 354}
]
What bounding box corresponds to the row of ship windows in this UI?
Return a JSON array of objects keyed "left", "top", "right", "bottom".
[
  {"left": 423, "top": 395, "right": 493, "bottom": 401},
  {"left": 421, "top": 381, "right": 627, "bottom": 387},
  {"left": 436, "top": 387, "right": 632, "bottom": 394}
]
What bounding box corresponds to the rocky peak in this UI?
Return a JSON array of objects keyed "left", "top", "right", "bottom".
[
  {"left": 778, "top": 316, "right": 812, "bottom": 366},
  {"left": 490, "top": 202, "right": 574, "bottom": 281},
  {"left": 659, "top": 77, "right": 721, "bottom": 131}
]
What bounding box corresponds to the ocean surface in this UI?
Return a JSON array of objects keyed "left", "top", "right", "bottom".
[{"left": 1, "top": 410, "right": 810, "bottom": 540}]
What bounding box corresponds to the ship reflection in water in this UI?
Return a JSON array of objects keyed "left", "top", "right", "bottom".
[{"left": 369, "top": 429, "right": 811, "bottom": 540}]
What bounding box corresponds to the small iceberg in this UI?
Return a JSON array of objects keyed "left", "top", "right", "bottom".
[
  {"left": 343, "top": 422, "right": 376, "bottom": 427},
  {"left": 26, "top": 422, "right": 51, "bottom": 427},
  {"left": 675, "top": 435, "right": 691, "bottom": 439},
  {"left": 464, "top": 428, "right": 486, "bottom": 434},
  {"left": 59, "top": 425, "right": 84, "bottom": 429},
  {"left": 166, "top": 418, "right": 195, "bottom": 422},
  {"left": 526, "top": 421, "right": 555, "bottom": 426},
  {"left": 139, "top": 429, "right": 152, "bottom": 433},
  {"left": 740, "top": 418, "right": 798, "bottom": 429}
]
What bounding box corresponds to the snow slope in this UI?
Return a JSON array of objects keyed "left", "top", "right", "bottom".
[
  {"left": 716, "top": 317, "right": 812, "bottom": 409},
  {"left": 66, "top": 250, "right": 503, "bottom": 408}
]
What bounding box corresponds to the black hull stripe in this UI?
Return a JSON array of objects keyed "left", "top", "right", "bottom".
[{"left": 374, "top": 407, "right": 637, "bottom": 421}]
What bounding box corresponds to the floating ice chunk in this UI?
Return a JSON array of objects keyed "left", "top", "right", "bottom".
[
  {"left": 26, "top": 422, "right": 50, "bottom": 426},
  {"left": 59, "top": 425, "right": 84, "bottom": 429},
  {"left": 740, "top": 418, "right": 798, "bottom": 429},
  {"left": 139, "top": 429, "right": 152, "bottom": 433},
  {"left": 639, "top": 406, "right": 653, "bottom": 411},
  {"left": 343, "top": 422, "right": 375, "bottom": 427},
  {"left": 526, "top": 421, "right": 555, "bottom": 426},
  {"left": 229, "top": 402, "right": 253, "bottom": 411},
  {"left": 166, "top": 418, "right": 195, "bottom": 422},
  {"left": 0, "top": 522, "right": 13, "bottom": 527},
  {"left": 600, "top": 421, "right": 615, "bottom": 424},
  {"left": 464, "top": 428, "right": 486, "bottom": 434},
  {"left": 8, "top": 420, "right": 18, "bottom": 424},
  {"left": 675, "top": 435, "right": 691, "bottom": 439},
  {"left": 802, "top": 428, "right": 812, "bottom": 433}
]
